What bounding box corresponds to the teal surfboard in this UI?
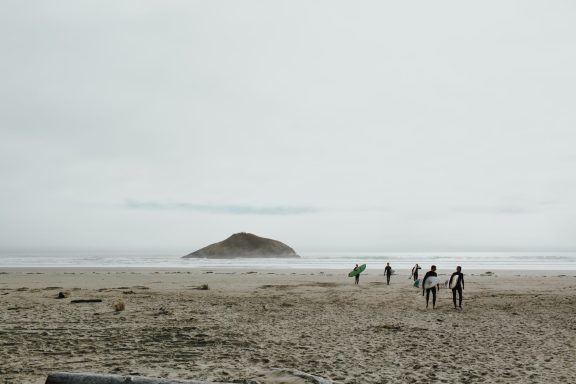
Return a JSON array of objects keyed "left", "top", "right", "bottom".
[{"left": 348, "top": 264, "right": 366, "bottom": 277}]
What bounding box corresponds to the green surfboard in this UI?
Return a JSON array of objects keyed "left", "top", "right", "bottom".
[{"left": 348, "top": 264, "right": 366, "bottom": 277}]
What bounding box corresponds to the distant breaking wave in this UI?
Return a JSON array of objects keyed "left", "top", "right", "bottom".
[{"left": 0, "top": 250, "right": 575, "bottom": 270}]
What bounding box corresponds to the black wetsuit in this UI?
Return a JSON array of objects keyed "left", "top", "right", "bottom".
[
  {"left": 450, "top": 272, "right": 464, "bottom": 308},
  {"left": 422, "top": 270, "right": 438, "bottom": 308},
  {"left": 354, "top": 267, "right": 359, "bottom": 285},
  {"left": 384, "top": 266, "right": 392, "bottom": 285},
  {"left": 412, "top": 265, "right": 421, "bottom": 281}
]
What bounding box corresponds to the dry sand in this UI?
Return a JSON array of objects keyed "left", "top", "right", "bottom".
[{"left": 1, "top": 268, "right": 575, "bottom": 384}]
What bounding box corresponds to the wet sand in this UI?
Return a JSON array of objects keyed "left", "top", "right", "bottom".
[{"left": 1, "top": 268, "right": 575, "bottom": 384}]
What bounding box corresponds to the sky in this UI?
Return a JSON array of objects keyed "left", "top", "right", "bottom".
[{"left": 1, "top": 1, "right": 575, "bottom": 252}]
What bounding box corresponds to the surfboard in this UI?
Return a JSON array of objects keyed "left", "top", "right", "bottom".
[
  {"left": 413, "top": 279, "right": 421, "bottom": 288},
  {"left": 348, "top": 264, "right": 366, "bottom": 277},
  {"left": 422, "top": 276, "right": 440, "bottom": 289},
  {"left": 449, "top": 275, "right": 460, "bottom": 289}
]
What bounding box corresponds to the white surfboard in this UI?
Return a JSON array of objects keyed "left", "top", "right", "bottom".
[
  {"left": 449, "top": 275, "right": 460, "bottom": 289},
  {"left": 423, "top": 276, "right": 440, "bottom": 289}
]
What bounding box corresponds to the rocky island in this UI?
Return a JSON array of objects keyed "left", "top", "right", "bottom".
[{"left": 182, "top": 232, "right": 300, "bottom": 259}]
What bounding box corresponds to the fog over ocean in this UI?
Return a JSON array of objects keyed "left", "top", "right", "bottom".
[{"left": 1, "top": 250, "right": 575, "bottom": 270}]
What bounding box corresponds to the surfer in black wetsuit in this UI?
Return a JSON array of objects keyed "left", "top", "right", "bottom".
[
  {"left": 384, "top": 263, "right": 392, "bottom": 285},
  {"left": 353, "top": 264, "right": 360, "bottom": 285},
  {"left": 450, "top": 266, "right": 464, "bottom": 309},
  {"left": 422, "top": 265, "right": 438, "bottom": 309},
  {"left": 411, "top": 264, "right": 421, "bottom": 281}
]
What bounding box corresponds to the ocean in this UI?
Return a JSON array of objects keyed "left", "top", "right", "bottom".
[{"left": 1, "top": 250, "right": 575, "bottom": 270}]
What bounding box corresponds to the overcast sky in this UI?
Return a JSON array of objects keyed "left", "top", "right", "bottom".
[{"left": 1, "top": 1, "right": 575, "bottom": 252}]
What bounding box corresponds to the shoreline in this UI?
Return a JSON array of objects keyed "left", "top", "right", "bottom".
[{"left": 2, "top": 266, "right": 576, "bottom": 276}]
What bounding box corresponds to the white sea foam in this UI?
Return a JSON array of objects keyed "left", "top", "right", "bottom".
[{"left": 1, "top": 250, "right": 575, "bottom": 270}]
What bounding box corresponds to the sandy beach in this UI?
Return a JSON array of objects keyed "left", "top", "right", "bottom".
[{"left": 1, "top": 268, "right": 575, "bottom": 384}]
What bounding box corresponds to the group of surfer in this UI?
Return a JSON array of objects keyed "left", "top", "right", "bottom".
[
  {"left": 353, "top": 262, "right": 465, "bottom": 310},
  {"left": 414, "top": 264, "right": 465, "bottom": 310}
]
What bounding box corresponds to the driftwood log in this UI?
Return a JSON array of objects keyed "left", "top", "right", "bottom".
[
  {"left": 45, "top": 372, "right": 231, "bottom": 384},
  {"left": 70, "top": 299, "right": 103, "bottom": 303}
]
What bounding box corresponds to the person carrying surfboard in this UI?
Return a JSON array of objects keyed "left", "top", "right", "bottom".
[
  {"left": 348, "top": 263, "right": 366, "bottom": 284},
  {"left": 353, "top": 264, "right": 360, "bottom": 285},
  {"left": 449, "top": 266, "right": 465, "bottom": 310},
  {"left": 384, "top": 262, "right": 392, "bottom": 285},
  {"left": 411, "top": 264, "right": 421, "bottom": 281},
  {"left": 422, "top": 265, "right": 439, "bottom": 309}
]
